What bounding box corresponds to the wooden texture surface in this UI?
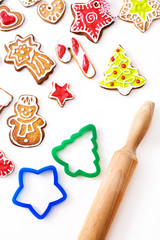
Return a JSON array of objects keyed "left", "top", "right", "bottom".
[{"left": 78, "top": 101, "right": 155, "bottom": 240}]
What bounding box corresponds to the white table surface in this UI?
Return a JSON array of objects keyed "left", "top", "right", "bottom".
[{"left": 0, "top": 0, "right": 160, "bottom": 239}]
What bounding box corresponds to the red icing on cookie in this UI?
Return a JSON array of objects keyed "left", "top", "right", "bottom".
[
  {"left": 116, "top": 49, "right": 120, "bottom": 52},
  {"left": 51, "top": 83, "right": 74, "bottom": 107},
  {"left": 113, "top": 70, "right": 117, "bottom": 75},
  {"left": 0, "top": 152, "right": 14, "bottom": 177},
  {"left": 111, "top": 56, "right": 115, "bottom": 62},
  {"left": 72, "top": 37, "right": 79, "bottom": 56},
  {"left": 136, "top": 79, "right": 140, "bottom": 84},
  {"left": 110, "top": 82, "right": 114, "bottom": 86},
  {"left": 121, "top": 64, "right": 126, "bottom": 68},
  {"left": 70, "top": 0, "right": 114, "bottom": 43},
  {"left": 57, "top": 44, "right": 66, "bottom": 59},
  {"left": 82, "top": 54, "right": 89, "bottom": 74},
  {"left": 121, "top": 75, "right": 125, "bottom": 80},
  {"left": 0, "top": 10, "right": 16, "bottom": 25}
]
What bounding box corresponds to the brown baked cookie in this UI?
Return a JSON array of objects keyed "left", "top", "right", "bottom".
[
  {"left": 119, "top": 0, "right": 160, "bottom": 32},
  {"left": 7, "top": 95, "right": 46, "bottom": 148},
  {"left": 4, "top": 34, "right": 56, "bottom": 84},
  {"left": 0, "top": 88, "right": 12, "bottom": 112},
  {"left": 19, "top": 0, "right": 41, "bottom": 7},
  {"left": 0, "top": 6, "right": 24, "bottom": 31},
  {"left": 37, "top": 0, "right": 66, "bottom": 24}
]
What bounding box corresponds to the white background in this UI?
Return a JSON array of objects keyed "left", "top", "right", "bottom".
[{"left": 0, "top": 0, "right": 160, "bottom": 239}]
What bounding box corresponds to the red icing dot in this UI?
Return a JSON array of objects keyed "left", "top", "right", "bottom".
[
  {"left": 110, "top": 82, "right": 114, "bottom": 86},
  {"left": 113, "top": 70, "right": 117, "bottom": 75},
  {"left": 116, "top": 49, "right": 120, "bottom": 52},
  {"left": 110, "top": 56, "right": 115, "bottom": 62},
  {"left": 121, "top": 76, "right": 125, "bottom": 80},
  {"left": 107, "top": 17, "right": 112, "bottom": 22},
  {"left": 136, "top": 79, "right": 140, "bottom": 84},
  {"left": 121, "top": 64, "right": 126, "bottom": 68}
]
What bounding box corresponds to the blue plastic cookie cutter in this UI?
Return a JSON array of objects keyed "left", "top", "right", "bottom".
[{"left": 12, "top": 165, "right": 67, "bottom": 219}]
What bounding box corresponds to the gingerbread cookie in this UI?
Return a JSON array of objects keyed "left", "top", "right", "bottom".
[
  {"left": 0, "top": 6, "right": 24, "bottom": 31},
  {"left": 4, "top": 34, "right": 56, "bottom": 84},
  {"left": 19, "top": 0, "right": 41, "bottom": 7},
  {"left": 0, "top": 150, "right": 14, "bottom": 177},
  {"left": 119, "top": 0, "right": 160, "bottom": 32},
  {"left": 70, "top": 0, "right": 114, "bottom": 43},
  {"left": 56, "top": 36, "right": 96, "bottom": 78},
  {"left": 7, "top": 95, "right": 46, "bottom": 148},
  {"left": 37, "top": 0, "right": 66, "bottom": 24},
  {"left": 49, "top": 82, "right": 74, "bottom": 107},
  {"left": 100, "top": 46, "right": 146, "bottom": 95},
  {"left": 0, "top": 88, "right": 12, "bottom": 112}
]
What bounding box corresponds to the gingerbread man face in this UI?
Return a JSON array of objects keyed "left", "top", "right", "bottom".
[{"left": 16, "top": 104, "right": 37, "bottom": 119}]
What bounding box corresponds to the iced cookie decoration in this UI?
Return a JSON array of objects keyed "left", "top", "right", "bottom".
[
  {"left": 119, "top": 0, "right": 160, "bottom": 32},
  {"left": 0, "top": 150, "right": 14, "bottom": 177},
  {"left": 37, "top": 0, "right": 66, "bottom": 24},
  {"left": 100, "top": 46, "right": 146, "bottom": 95},
  {"left": 0, "top": 6, "right": 24, "bottom": 31},
  {"left": 19, "top": 0, "right": 41, "bottom": 7},
  {"left": 0, "top": 88, "right": 12, "bottom": 112},
  {"left": 70, "top": 0, "right": 114, "bottom": 43},
  {"left": 7, "top": 95, "right": 46, "bottom": 148},
  {"left": 49, "top": 82, "right": 74, "bottom": 107},
  {"left": 4, "top": 34, "right": 56, "bottom": 84},
  {"left": 56, "top": 36, "right": 96, "bottom": 78},
  {"left": 52, "top": 124, "right": 100, "bottom": 178}
]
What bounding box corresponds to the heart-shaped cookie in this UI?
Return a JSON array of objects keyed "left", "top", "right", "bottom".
[
  {"left": 0, "top": 151, "right": 14, "bottom": 177},
  {"left": 19, "top": 0, "right": 41, "bottom": 7},
  {"left": 0, "top": 6, "right": 24, "bottom": 31},
  {"left": 37, "top": 0, "right": 65, "bottom": 24}
]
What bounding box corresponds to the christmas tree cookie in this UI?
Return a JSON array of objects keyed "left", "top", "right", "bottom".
[
  {"left": 100, "top": 46, "right": 146, "bottom": 95},
  {"left": 51, "top": 124, "right": 100, "bottom": 178}
]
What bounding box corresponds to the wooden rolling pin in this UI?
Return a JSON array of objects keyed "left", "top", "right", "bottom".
[{"left": 78, "top": 101, "right": 155, "bottom": 240}]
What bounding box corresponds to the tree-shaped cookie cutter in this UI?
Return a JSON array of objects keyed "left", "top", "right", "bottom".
[
  {"left": 52, "top": 124, "right": 100, "bottom": 178},
  {"left": 12, "top": 165, "right": 67, "bottom": 219}
]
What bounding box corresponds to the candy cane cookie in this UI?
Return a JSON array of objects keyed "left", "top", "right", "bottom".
[
  {"left": 37, "top": 0, "right": 66, "bottom": 24},
  {"left": 56, "top": 36, "right": 96, "bottom": 78}
]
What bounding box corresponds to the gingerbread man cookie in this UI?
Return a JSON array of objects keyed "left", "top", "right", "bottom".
[
  {"left": 119, "top": 0, "right": 160, "bottom": 32},
  {"left": 7, "top": 95, "right": 46, "bottom": 148},
  {"left": 0, "top": 88, "right": 12, "bottom": 112},
  {"left": 0, "top": 6, "right": 24, "bottom": 31},
  {"left": 19, "top": 0, "right": 41, "bottom": 7},
  {"left": 4, "top": 34, "right": 56, "bottom": 84},
  {"left": 70, "top": 0, "right": 114, "bottom": 43},
  {"left": 37, "top": 0, "right": 66, "bottom": 24}
]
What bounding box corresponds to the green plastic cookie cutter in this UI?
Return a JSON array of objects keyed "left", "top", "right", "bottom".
[{"left": 51, "top": 124, "right": 100, "bottom": 178}]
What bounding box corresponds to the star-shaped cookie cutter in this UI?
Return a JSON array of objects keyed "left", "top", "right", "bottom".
[
  {"left": 52, "top": 124, "right": 100, "bottom": 178},
  {"left": 12, "top": 165, "right": 67, "bottom": 219}
]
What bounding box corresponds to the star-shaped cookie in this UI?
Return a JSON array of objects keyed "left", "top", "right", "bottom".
[
  {"left": 48, "top": 82, "right": 74, "bottom": 107},
  {"left": 119, "top": 0, "right": 160, "bottom": 32},
  {"left": 70, "top": 0, "right": 114, "bottom": 43}
]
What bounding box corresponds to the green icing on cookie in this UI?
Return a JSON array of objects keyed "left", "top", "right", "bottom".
[
  {"left": 129, "top": 0, "right": 153, "bottom": 21},
  {"left": 100, "top": 46, "right": 146, "bottom": 95}
]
